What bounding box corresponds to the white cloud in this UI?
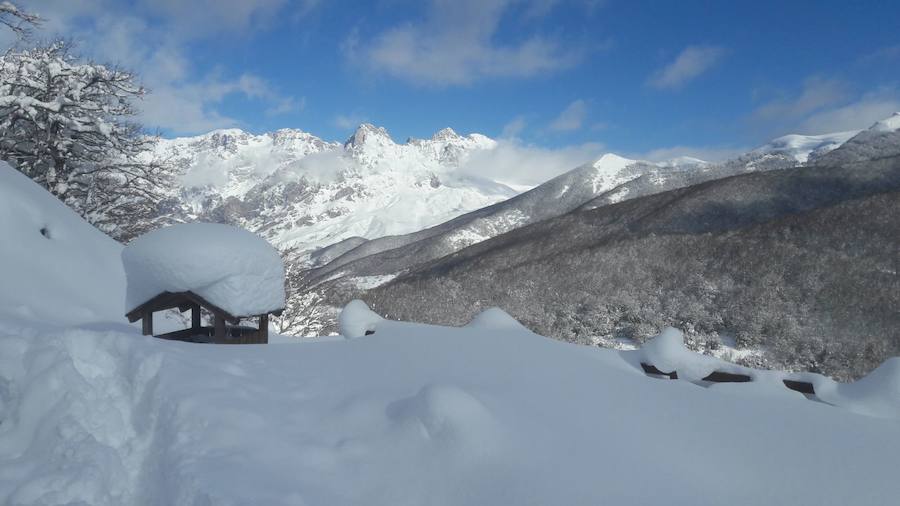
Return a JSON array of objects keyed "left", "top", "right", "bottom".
[
  {"left": 799, "top": 95, "right": 900, "bottom": 134},
  {"left": 137, "top": 0, "right": 289, "bottom": 37},
  {"left": 752, "top": 77, "right": 847, "bottom": 122},
  {"left": 500, "top": 115, "right": 528, "bottom": 138},
  {"left": 861, "top": 45, "right": 900, "bottom": 64},
  {"left": 548, "top": 99, "right": 587, "bottom": 131},
  {"left": 12, "top": 0, "right": 306, "bottom": 135},
  {"left": 459, "top": 139, "right": 604, "bottom": 186},
  {"left": 648, "top": 45, "right": 726, "bottom": 90},
  {"left": 750, "top": 78, "right": 900, "bottom": 135},
  {"left": 347, "top": 0, "right": 580, "bottom": 86}
]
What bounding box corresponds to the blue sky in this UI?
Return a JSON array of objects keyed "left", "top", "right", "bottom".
[{"left": 13, "top": 0, "right": 900, "bottom": 160}]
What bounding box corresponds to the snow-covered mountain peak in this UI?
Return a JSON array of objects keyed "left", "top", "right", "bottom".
[
  {"left": 592, "top": 153, "right": 637, "bottom": 172},
  {"left": 752, "top": 130, "right": 859, "bottom": 163},
  {"left": 431, "top": 127, "right": 461, "bottom": 141},
  {"left": 148, "top": 122, "right": 515, "bottom": 255},
  {"left": 870, "top": 112, "right": 900, "bottom": 132},
  {"left": 345, "top": 123, "right": 394, "bottom": 149}
]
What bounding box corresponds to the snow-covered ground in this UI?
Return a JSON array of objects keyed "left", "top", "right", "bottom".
[
  {"left": 0, "top": 162, "right": 126, "bottom": 326},
  {"left": 3, "top": 155, "right": 900, "bottom": 505},
  {"left": 2, "top": 310, "right": 899, "bottom": 506}
]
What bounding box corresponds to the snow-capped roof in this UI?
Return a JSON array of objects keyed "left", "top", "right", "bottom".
[{"left": 123, "top": 223, "right": 285, "bottom": 317}]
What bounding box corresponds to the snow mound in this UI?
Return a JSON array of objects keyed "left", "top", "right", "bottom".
[
  {"left": 870, "top": 111, "right": 900, "bottom": 132},
  {"left": 640, "top": 327, "right": 720, "bottom": 380},
  {"left": 338, "top": 299, "right": 383, "bottom": 338},
  {"left": 0, "top": 162, "right": 125, "bottom": 325},
  {"left": 122, "top": 223, "right": 284, "bottom": 317},
  {"left": 816, "top": 357, "right": 900, "bottom": 419},
  {"left": 387, "top": 384, "right": 500, "bottom": 455},
  {"left": 0, "top": 328, "right": 162, "bottom": 504},
  {"left": 465, "top": 307, "right": 530, "bottom": 332}
]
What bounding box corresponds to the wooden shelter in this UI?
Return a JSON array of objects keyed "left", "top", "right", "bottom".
[{"left": 126, "top": 290, "right": 282, "bottom": 344}]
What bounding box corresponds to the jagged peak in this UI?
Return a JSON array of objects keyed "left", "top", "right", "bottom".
[
  {"left": 431, "top": 127, "right": 461, "bottom": 141},
  {"left": 345, "top": 123, "right": 393, "bottom": 148}
]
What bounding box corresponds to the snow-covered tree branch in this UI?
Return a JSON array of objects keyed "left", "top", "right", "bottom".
[
  {"left": 0, "top": 1, "right": 40, "bottom": 37},
  {"left": 0, "top": 41, "right": 175, "bottom": 241}
]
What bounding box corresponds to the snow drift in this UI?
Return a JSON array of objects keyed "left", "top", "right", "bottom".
[
  {"left": 1, "top": 309, "right": 899, "bottom": 506},
  {"left": 0, "top": 162, "right": 125, "bottom": 325}
]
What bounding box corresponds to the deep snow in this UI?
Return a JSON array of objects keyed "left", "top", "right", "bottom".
[
  {"left": 2, "top": 308, "right": 900, "bottom": 506},
  {"left": 0, "top": 162, "right": 125, "bottom": 325}
]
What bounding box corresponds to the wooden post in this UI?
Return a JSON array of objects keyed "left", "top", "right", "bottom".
[
  {"left": 191, "top": 304, "right": 201, "bottom": 330},
  {"left": 258, "top": 314, "right": 269, "bottom": 344},
  {"left": 214, "top": 313, "right": 226, "bottom": 343},
  {"left": 142, "top": 310, "right": 153, "bottom": 336}
]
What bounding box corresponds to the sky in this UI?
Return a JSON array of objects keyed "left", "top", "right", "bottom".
[{"left": 7, "top": 0, "right": 900, "bottom": 162}]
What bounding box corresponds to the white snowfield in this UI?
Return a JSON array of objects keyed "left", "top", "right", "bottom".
[
  {"left": 2, "top": 307, "right": 899, "bottom": 506},
  {"left": 751, "top": 130, "right": 860, "bottom": 163},
  {"left": 123, "top": 223, "right": 285, "bottom": 317},
  {"left": 0, "top": 162, "right": 126, "bottom": 325}
]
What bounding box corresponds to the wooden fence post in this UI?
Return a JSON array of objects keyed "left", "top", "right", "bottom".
[{"left": 214, "top": 314, "right": 226, "bottom": 343}]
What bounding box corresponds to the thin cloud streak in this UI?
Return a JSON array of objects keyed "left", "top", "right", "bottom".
[
  {"left": 648, "top": 45, "right": 726, "bottom": 90},
  {"left": 548, "top": 99, "right": 587, "bottom": 131}
]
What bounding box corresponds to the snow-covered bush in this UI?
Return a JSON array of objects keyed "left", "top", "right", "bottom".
[{"left": 0, "top": 41, "right": 174, "bottom": 241}]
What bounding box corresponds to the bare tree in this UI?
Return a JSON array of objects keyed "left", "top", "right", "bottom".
[
  {"left": 0, "top": 41, "right": 175, "bottom": 240},
  {"left": 0, "top": 1, "right": 40, "bottom": 38}
]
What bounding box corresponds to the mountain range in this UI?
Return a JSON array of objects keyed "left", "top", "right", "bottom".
[{"left": 122, "top": 113, "right": 900, "bottom": 378}]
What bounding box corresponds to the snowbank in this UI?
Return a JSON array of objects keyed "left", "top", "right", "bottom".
[
  {"left": 122, "top": 223, "right": 285, "bottom": 317},
  {"left": 2, "top": 315, "right": 900, "bottom": 505},
  {"left": 0, "top": 162, "right": 126, "bottom": 325},
  {"left": 338, "top": 299, "right": 383, "bottom": 338},
  {"left": 634, "top": 327, "right": 900, "bottom": 419}
]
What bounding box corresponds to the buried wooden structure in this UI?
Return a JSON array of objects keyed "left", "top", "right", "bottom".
[
  {"left": 126, "top": 291, "right": 281, "bottom": 344},
  {"left": 639, "top": 362, "right": 816, "bottom": 396}
]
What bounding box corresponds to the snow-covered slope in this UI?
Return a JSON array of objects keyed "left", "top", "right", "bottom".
[
  {"left": 752, "top": 130, "right": 860, "bottom": 163},
  {"left": 154, "top": 124, "right": 514, "bottom": 256},
  {"left": 814, "top": 111, "right": 900, "bottom": 166},
  {"left": 870, "top": 111, "right": 900, "bottom": 132},
  {"left": 293, "top": 145, "right": 811, "bottom": 336},
  {"left": 303, "top": 152, "right": 651, "bottom": 284},
  {"left": 0, "top": 162, "right": 125, "bottom": 325},
  {"left": 1, "top": 309, "right": 899, "bottom": 505}
]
